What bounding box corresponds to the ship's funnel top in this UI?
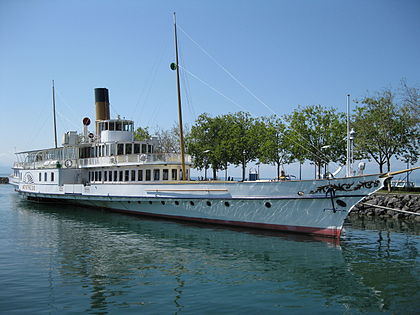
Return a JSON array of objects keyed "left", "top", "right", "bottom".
[{"left": 95, "top": 88, "right": 110, "bottom": 121}]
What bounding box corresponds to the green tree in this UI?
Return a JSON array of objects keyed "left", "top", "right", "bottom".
[
  {"left": 284, "top": 105, "right": 346, "bottom": 179},
  {"left": 133, "top": 127, "right": 151, "bottom": 141},
  {"left": 187, "top": 112, "right": 262, "bottom": 181},
  {"left": 224, "top": 112, "right": 261, "bottom": 181},
  {"left": 186, "top": 113, "right": 229, "bottom": 179},
  {"left": 353, "top": 89, "right": 419, "bottom": 173},
  {"left": 257, "top": 116, "right": 293, "bottom": 178}
]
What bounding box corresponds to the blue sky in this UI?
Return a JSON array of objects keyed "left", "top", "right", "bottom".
[{"left": 0, "top": 0, "right": 419, "bottom": 180}]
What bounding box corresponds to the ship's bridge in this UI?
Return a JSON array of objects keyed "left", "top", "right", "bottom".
[{"left": 98, "top": 119, "right": 134, "bottom": 143}]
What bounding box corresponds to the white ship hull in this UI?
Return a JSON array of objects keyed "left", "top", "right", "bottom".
[{"left": 14, "top": 174, "right": 386, "bottom": 238}]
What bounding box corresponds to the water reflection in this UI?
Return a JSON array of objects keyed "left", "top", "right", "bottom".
[
  {"left": 345, "top": 215, "right": 420, "bottom": 236},
  {"left": 9, "top": 196, "right": 420, "bottom": 314}
]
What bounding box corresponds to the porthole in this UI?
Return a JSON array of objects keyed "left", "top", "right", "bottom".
[
  {"left": 190, "top": 201, "right": 195, "bottom": 206},
  {"left": 265, "top": 202, "right": 272, "bottom": 208},
  {"left": 206, "top": 201, "right": 212, "bottom": 206},
  {"left": 161, "top": 201, "right": 166, "bottom": 205},
  {"left": 224, "top": 201, "right": 230, "bottom": 207},
  {"left": 175, "top": 201, "right": 179, "bottom": 206},
  {"left": 149, "top": 201, "right": 153, "bottom": 205},
  {"left": 137, "top": 201, "right": 141, "bottom": 204},
  {"left": 127, "top": 201, "right": 131, "bottom": 204},
  {"left": 297, "top": 191, "right": 304, "bottom": 196},
  {"left": 336, "top": 200, "right": 347, "bottom": 207}
]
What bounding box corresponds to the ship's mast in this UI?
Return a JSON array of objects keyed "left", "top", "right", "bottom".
[
  {"left": 52, "top": 80, "right": 58, "bottom": 148},
  {"left": 173, "top": 13, "right": 187, "bottom": 180}
]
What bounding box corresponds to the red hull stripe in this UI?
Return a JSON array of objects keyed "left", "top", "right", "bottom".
[{"left": 111, "top": 208, "right": 342, "bottom": 238}]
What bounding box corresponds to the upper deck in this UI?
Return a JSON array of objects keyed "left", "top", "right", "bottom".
[
  {"left": 13, "top": 87, "right": 191, "bottom": 172},
  {"left": 13, "top": 144, "right": 191, "bottom": 170}
]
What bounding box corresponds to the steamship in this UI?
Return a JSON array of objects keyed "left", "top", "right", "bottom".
[
  {"left": 10, "top": 17, "right": 397, "bottom": 238},
  {"left": 10, "top": 87, "right": 392, "bottom": 238}
]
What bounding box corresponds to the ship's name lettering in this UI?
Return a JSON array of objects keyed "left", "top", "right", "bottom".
[{"left": 22, "top": 184, "right": 36, "bottom": 191}]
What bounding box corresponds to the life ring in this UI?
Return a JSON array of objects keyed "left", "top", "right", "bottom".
[
  {"left": 64, "top": 159, "right": 73, "bottom": 168},
  {"left": 139, "top": 154, "right": 147, "bottom": 162}
]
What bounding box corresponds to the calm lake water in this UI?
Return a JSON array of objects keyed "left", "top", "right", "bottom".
[{"left": 0, "top": 184, "right": 419, "bottom": 314}]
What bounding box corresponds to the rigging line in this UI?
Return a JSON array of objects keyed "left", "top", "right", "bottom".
[
  {"left": 56, "top": 109, "right": 79, "bottom": 129},
  {"left": 178, "top": 24, "right": 276, "bottom": 116},
  {"left": 178, "top": 25, "right": 336, "bottom": 165},
  {"left": 55, "top": 89, "right": 81, "bottom": 123},
  {"left": 179, "top": 65, "right": 249, "bottom": 113},
  {"left": 24, "top": 112, "right": 50, "bottom": 150},
  {"left": 178, "top": 46, "right": 197, "bottom": 122},
  {"left": 132, "top": 38, "right": 170, "bottom": 122}
]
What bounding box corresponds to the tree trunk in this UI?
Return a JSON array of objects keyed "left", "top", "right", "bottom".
[
  {"left": 276, "top": 162, "right": 280, "bottom": 179},
  {"left": 317, "top": 162, "right": 322, "bottom": 179},
  {"left": 212, "top": 168, "right": 217, "bottom": 180},
  {"left": 242, "top": 163, "right": 246, "bottom": 181},
  {"left": 386, "top": 158, "right": 391, "bottom": 172}
]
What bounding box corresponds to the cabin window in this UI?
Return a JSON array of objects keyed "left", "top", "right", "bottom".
[
  {"left": 141, "top": 144, "right": 147, "bottom": 153},
  {"left": 116, "top": 122, "right": 122, "bottom": 131},
  {"left": 163, "top": 169, "right": 169, "bottom": 180},
  {"left": 131, "top": 170, "right": 136, "bottom": 181},
  {"left": 39, "top": 172, "right": 42, "bottom": 182},
  {"left": 44, "top": 172, "right": 47, "bottom": 181},
  {"left": 171, "top": 169, "right": 177, "bottom": 180},
  {"left": 125, "top": 144, "right": 132, "bottom": 155},
  {"left": 51, "top": 172, "right": 54, "bottom": 181},
  {"left": 117, "top": 144, "right": 124, "bottom": 155},
  {"left": 153, "top": 169, "right": 160, "bottom": 181},
  {"left": 148, "top": 145, "right": 152, "bottom": 153},
  {"left": 134, "top": 144, "right": 140, "bottom": 154},
  {"left": 119, "top": 171, "right": 123, "bottom": 182},
  {"left": 145, "top": 170, "right": 151, "bottom": 181},
  {"left": 114, "top": 170, "right": 118, "bottom": 182},
  {"left": 109, "top": 121, "right": 115, "bottom": 131},
  {"left": 124, "top": 170, "right": 129, "bottom": 181},
  {"left": 138, "top": 170, "right": 143, "bottom": 181},
  {"left": 104, "top": 171, "right": 107, "bottom": 182},
  {"left": 98, "top": 171, "right": 102, "bottom": 182}
]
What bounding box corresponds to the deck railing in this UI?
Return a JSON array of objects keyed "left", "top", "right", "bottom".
[{"left": 14, "top": 153, "right": 191, "bottom": 169}]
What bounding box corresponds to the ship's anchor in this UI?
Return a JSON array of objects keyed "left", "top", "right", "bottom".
[{"left": 324, "top": 187, "right": 346, "bottom": 213}]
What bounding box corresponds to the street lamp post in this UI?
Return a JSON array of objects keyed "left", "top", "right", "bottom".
[
  {"left": 349, "top": 128, "right": 356, "bottom": 176},
  {"left": 321, "top": 145, "right": 331, "bottom": 178}
]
